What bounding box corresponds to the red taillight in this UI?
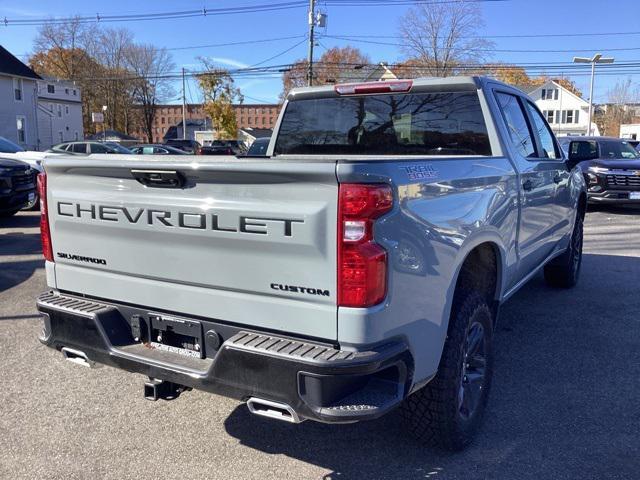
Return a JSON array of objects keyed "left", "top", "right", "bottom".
[
  {"left": 334, "top": 80, "right": 413, "bottom": 96},
  {"left": 37, "top": 173, "right": 53, "bottom": 262},
  {"left": 338, "top": 184, "right": 393, "bottom": 307}
]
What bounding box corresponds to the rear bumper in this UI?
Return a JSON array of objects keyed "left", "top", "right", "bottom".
[{"left": 37, "top": 291, "right": 413, "bottom": 423}]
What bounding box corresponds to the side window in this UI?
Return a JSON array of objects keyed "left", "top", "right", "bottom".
[
  {"left": 153, "top": 147, "right": 168, "bottom": 154},
  {"left": 72, "top": 143, "right": 87, "bottom": 154},
  {"left": 90, "top": 143, "right": 108, "bottom": 154},
  {"left": 569, "top": 141, "right": 598, "bottom": 160},
  {"left": 524, "top": 102, "right": 560, "bottom": 159},
  {"left": 495, "top": 92, "right": 536, "bottom": 158}
]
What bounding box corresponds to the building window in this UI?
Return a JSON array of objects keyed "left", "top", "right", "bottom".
[
  {"left": 65, "top": 88, "right": 69, "bottom": 94},
  {"left": 47, "top": 84, "right": 55, "bottom": 94},
  {"left": 541, "top": 89, "right": 559, "bottom": 101},
  {"left": 49, "top": 103, "right": 53, "bottom": 112},
  {"left": 74, "top": 131, "right": 79, "bottom": 141},
  {"left": 16, "top": 116, "right": 26, "bottom": 143},
  {"left": 58, "top": 131, "right": 63, "bottom": 143},
  {"left": 574, "top": 110, "right": 580, "bottom": 124},
  {"left": 57, "top": 105, "right": 62, "bottom": 118},
  {"left": 13, "top": 78, "right": 23, "bottom": 101},
  {"left": 565, "top": 110, "right": 574, "bottom": 124},
  {"left": 65, "top": 105, "right": 69, "bottom": 115},
  {"left": 73, "top": 89, "right": 77, "bottom": 96}
]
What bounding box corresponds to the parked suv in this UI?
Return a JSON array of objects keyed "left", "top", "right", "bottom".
[
  {"left": 559, "top": 136, "right": 640, "bottom": 204},
  {"left": 0, "top": 157, "right": 36, "bottom": 217},
  {"left": 36, "top": 77, "right": 585, "bottom": 450}
]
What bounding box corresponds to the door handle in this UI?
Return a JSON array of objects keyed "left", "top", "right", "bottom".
[
  {"left": 131, "top": 170, "right": 185, "bottom": 188},
  {"left": 522, "top": 179, "right": 533, "bottom": 191}
]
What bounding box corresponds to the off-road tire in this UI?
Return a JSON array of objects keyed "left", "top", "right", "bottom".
[
  {"left": 544, "top": 210, "right": 584, "bottom": 288},
  {"left": 401, "top": 291, "right": 494, "bottom": 451}
]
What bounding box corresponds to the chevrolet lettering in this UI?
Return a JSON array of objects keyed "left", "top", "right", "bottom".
[{"left": 56, "top": 202, "right": 304, "bottom": 237}]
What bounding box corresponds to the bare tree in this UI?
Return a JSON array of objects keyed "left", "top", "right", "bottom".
[
  {"left": 398, "top": 0, "right": 494, "bottom": 77},
  {"left": 597, "top": 78, "right": 640, "bottom": 136},
  {"left": 94, "top": 28, "right": 135, "bottom": 132},
  {"left": 125, "top": 44, "right": 175, "bottom": 142}
]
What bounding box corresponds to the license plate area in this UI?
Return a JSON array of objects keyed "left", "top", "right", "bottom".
[{"left": 148, "top": 314, "right": 203, "bottom": 359}]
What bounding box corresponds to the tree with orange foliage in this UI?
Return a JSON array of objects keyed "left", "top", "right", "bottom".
[{"left": 281, "top": 46, "right": 370, "bottom": 99}]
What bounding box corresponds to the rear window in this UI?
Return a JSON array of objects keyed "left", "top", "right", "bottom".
[{"left": 274, "top": 92, "right": 492, "bottom": 156}]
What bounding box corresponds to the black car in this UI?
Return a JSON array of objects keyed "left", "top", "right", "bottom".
[
  {"left": 245, "top": 137, "right": 270, "bottom": 157},
  {"left": 130, "top": 144, "right": 189, "bottom": 155},
  {"left": 198, "top": 145, "right": 235, "bottom": 156},
  {"left": 0, "top": 157, "right": 37, "bottom": 217},
  {"left": 164, "top": 139, "right": 201, "bottom": 154},
  {"left": 210, "top": 139, "right": 246, "bottom": 155},
  {"left": 560, "top": 136, "right": 640, "bottom": 204}
]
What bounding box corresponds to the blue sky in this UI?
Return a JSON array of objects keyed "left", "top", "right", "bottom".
[{"left": 0, "top": 0, "right": 639, "bottom": 104}]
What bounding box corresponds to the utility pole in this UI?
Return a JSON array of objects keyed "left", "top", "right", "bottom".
[
  {"left": 573, "top": 53, "right": 614, "bottom": 136},
  {"left": 307, "top": 0, "right": 315, "bottom": 87},
  {"left": 182, "top": 67, "right": 187, "bottom": 140}
]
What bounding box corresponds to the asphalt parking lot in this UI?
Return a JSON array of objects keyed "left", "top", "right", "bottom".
[{"left": 1, "top": 208, "right": 638, "bottom": 480}]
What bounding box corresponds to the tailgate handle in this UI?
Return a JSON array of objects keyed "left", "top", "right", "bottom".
[{"left": 131, "top": 170, "right": 185, "bottom": 188}]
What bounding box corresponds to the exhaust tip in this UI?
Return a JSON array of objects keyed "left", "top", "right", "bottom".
[
  {"left": 246, "top": 397, "right": 303, "bottom": 424},
  {"left": 61, "top": 347, "right": 96, "bottom": 368}
]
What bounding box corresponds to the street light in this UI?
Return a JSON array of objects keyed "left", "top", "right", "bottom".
[
  {"left": 573, "top": 53, "right": 614, "bottom": 136},
  {"left": 101, "top": 105, "right": 108, "bottom": 142}
]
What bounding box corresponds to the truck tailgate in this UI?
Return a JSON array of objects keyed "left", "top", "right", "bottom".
[{"left": 45, "top": 156, "right": 338, "bottom": 340}]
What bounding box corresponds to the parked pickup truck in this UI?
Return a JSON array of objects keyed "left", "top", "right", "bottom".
[
  {"left": 0, "top": 157, "right": 37, "bottom": 216},
  {"left": 36, "top": 77, "right": 586, "bottom": 450}
]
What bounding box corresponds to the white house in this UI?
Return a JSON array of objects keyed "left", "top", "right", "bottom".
[
  {"left": 519, "top": 80, "right": 599, "bottom": 137},
  {"left": 620, "top": 123, "right": 640, "bottom": 140},
  {"left": 36, "top": 78, "right": 83, "bottom": 149},
  {"left": 0, "top": 45, "right": 40, "bottom": 150}
]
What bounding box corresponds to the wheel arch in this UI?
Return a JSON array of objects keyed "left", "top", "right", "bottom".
[{"left": 447, "top": 238, "right": 504, "bottom": 326}]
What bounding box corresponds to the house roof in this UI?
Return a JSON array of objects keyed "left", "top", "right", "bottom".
[
  {"left": 514, "top": 84, "right": 538, "bottom": 94},
  {"left": 240, "top": 128, "right": 273, "bottom": 139},
  {"left": 176, "top": 119, "right": 207, "bottom": 127},
  {"left": 85, "top": 130, "right": 138, "bottom": 141},
  {"left": 0, "top": 45, "right": 41, "bottom": 80}
]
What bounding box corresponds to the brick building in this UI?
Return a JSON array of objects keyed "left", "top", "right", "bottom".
[{"left": 133, "top": 103, "right": 281, "bottom": 143}]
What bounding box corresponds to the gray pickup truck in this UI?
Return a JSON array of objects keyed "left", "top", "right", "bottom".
[{"left": 36, "top": 77, "right": 586, "bottom": 450}]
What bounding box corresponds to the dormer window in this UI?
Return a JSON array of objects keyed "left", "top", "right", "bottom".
[{"left": 47, "top": 84, "right": 55, "bottom": 94}]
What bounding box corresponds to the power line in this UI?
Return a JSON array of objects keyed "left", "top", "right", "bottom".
[
  {"left": 0, "top": 0, "right": 505, "bottom": 27},
  {"left": 166, "top": 35, "right": 307, "bottom": 52},
  {"left": 249, "top": 37, "right": 308, "bottom": 67},
  {"left": 329, "top": 30, "right": 640, "bottom": 40},
  {"left": 322, "top": 35, "right": 640, "bottom": 54}
]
